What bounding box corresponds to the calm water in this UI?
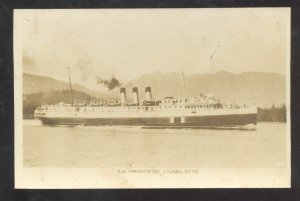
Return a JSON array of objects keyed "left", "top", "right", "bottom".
[{"left": 23, "top": 120, "right": 288, "bottom": 169}]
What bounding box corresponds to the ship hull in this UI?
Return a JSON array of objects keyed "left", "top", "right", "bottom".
[{"left": 38, "top": 113, "right": 257, "bottom": 128}]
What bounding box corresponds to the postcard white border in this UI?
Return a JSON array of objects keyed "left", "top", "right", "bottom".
[{"left": 14, "top": 8, "right": 291, "bottom": 189}]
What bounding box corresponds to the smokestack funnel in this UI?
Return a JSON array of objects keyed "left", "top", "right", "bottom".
[
  {"left": 145, "top": 86, "right": 152, "bottom": 101},
  {"left": 120, "top": 87, "right": 126, "bottom": 105},
  {"left": 132, "top": 87, "right": 139, "bottom": 105}
]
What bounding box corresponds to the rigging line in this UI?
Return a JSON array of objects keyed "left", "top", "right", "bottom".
[
  {"left": 181, "top": 64, "right": 186, "bottom": 101},
  {"left": 67, "top": 66, "right": 74, "bottom": 106},
  {"left": 210, "top": 41, "right": 220, "bottom": 60}
]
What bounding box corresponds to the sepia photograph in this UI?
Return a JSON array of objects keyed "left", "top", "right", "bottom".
[{"left": 14, "top": 8, "right": 290, "bottom": 188}]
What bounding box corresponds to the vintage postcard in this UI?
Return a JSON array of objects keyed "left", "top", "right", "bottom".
[{"left": 14, "top": 8, "right": 291, "bottom": 188}]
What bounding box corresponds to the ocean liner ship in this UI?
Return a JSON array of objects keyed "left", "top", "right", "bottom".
[
  {"left": 33, "top": 67, "right": 257, "bottom": 128},
  {"left": 34, "top": 86, "right": 257, "bottom": 128}
]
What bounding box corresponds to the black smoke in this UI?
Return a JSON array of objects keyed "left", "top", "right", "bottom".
[{"left": 97, "top": 77, "right": 121, "bottom": 90}]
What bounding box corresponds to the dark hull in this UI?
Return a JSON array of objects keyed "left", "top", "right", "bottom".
[{"left": 39, "top": 113, "right": 257, "bottom": 127}]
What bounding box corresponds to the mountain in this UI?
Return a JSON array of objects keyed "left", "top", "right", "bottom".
[
  {"left": 23, "top": 73, "right": 116, "bottom": 99},
  {"left": 23, "top": 71, "right": 286, "bottom": 107},
  {"left": 23, "top": 90, "right": 100, "bottom": 118},
  {"left": 120, "top": 71, "right": 286, "bottom": 107}
]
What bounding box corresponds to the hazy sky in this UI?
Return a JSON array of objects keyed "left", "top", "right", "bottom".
[{"left": 19, "top": 8, "right": 290, "bottom": 90}]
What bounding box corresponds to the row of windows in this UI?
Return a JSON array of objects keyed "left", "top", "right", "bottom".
[
  {"left": 186, "top": 104, "right": 222, "bottom": 109},
  {"left": 42, "top": 104, "right": 222, "bottom": 113},
  {"left": 163, "top": 99, "right": 185, "bottom": 104},
  {"left": 163, "top": 99, "right": 216, "bottom": 104}
]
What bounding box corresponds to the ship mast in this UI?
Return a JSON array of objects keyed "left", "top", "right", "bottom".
[
  {"left": 181, "top": 65, "right": 186, "bottom": 101},
  {"left": 67, "top": 66, "right": 74, "bottom": 106}
]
